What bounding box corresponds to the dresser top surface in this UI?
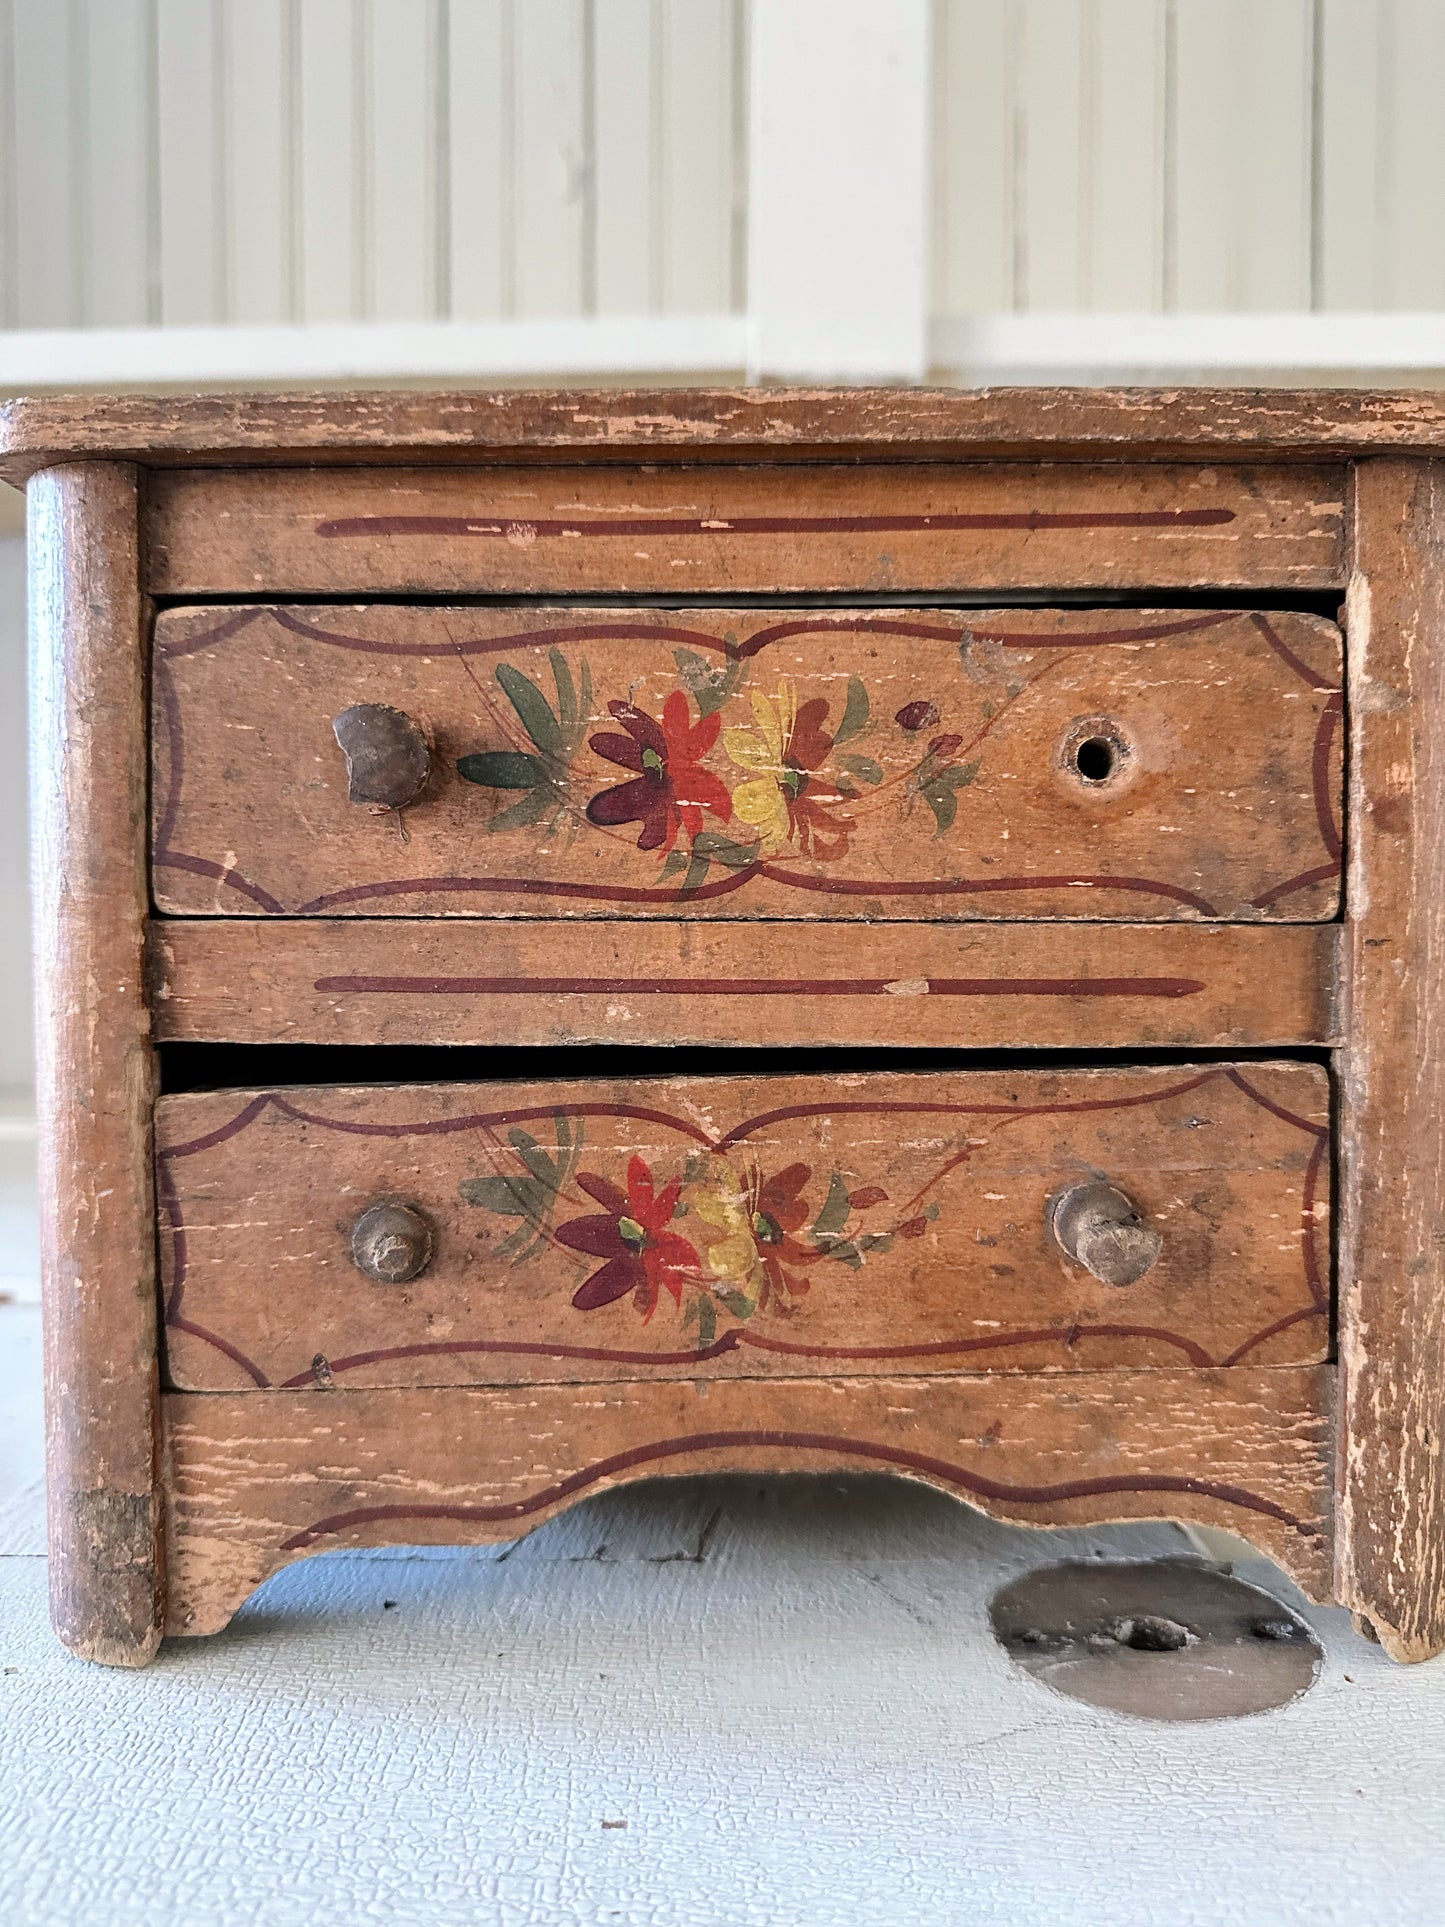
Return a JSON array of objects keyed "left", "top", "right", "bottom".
[{"left": 3, "top": 385, "right": 1445, "bottom": 483}]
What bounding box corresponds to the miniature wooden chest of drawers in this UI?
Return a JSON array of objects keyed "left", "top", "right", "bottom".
[{"left": 12, "top": 387, "right": 1445, "bottom": 1665}]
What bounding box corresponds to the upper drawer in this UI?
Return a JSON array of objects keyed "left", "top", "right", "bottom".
[{"left": 153, "top": 603, "right": 1343, "bottom": 922}]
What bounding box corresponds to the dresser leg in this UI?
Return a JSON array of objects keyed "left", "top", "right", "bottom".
[
  {"left": 1338, "top": 458, "right": 1445, "bottom": 1664},
  {"left": 29, "top": 462, "right": 163, "bottom": 1666}
]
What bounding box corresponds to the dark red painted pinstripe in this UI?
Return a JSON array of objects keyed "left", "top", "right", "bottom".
[
  {"left": 277, "top": 1427, "right": 1319, "bottom": 1554},
  {"left": 311, "top": 972, "right": 1207, "bottom": 1001}
]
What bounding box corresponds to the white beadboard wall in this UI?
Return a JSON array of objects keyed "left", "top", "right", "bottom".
[
  {"left": 0, "top": 0, "right": 747, "bottom": 332},
  {"left": 4, "top": 1, "right": 1445, "bottom": 353},
  {"left": 931, "top": 0, "right": 1445, "bottom": 319}
]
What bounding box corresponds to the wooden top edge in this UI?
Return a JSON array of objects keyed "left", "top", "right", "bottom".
[{"left": 0, "top": 385, "right": 1442, "bottom": 483}]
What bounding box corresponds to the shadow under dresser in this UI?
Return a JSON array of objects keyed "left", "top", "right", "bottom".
[{"left": 11, "top": 387, "right": 1445, "bottom": 1665}]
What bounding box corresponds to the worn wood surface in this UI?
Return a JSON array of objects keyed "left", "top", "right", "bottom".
[
  {"left": 29, "top": 463, "right": 162, "bottom": 1666},
  {"left": 161, "top": 1366, "right": 1336, "bottom": 1636},
  {"left": 1337, "top": 460, "right": 1445, "bottom": 1663},
  {"left": 152, "top": 604, "right": 1343, "bottom": 922},
  {"left": 2, "top": 386, "right": 1445, "bottom": 482},
  {"left": 157, "top": 1064, "right": 1331, "bottom": 1392},
  {"left": 149, "top": 917, "right": 1341, "bottom": 1051},
  {"left": 146, "top": 463, "right": 1344, "bottom": 595}
]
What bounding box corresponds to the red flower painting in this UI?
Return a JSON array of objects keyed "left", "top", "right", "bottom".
[
  {"left": 585, "top": 693, "right": 732, "bottom": 854},
  {"left": 556, "top": 1155, "right": 702, "bottom": 1319}
]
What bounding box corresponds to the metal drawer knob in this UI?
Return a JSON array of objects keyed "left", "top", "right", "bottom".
[
  {"left": 350, "top": 1199, "right": 435, "bottom": 1284},
  {"left": 1050, "top": 1180, "right": 1162, "bottom": 1287},
  {"left": 332, "top": 702, "right": 431, "bottom": 810}
]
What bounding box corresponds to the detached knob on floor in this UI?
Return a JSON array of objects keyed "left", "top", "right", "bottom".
[
  {"left": 1049, "top": 1180, "right": 1162, "bottom": 1287},
  {"left": 332, "top": 702, "right": 431, "bottom": 810},
  {"left": 350, "top": 1199, "right": 435, "bottom": 1284}
]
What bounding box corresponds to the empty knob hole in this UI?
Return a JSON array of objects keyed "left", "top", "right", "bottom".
[{"left": 1073, "top": 736, "right": 1117, "bottom": 783}]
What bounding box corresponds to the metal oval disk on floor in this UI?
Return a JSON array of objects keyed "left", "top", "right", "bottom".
[{"left": 989, "top": 1559, "right": 1322, "bottom": 1721}]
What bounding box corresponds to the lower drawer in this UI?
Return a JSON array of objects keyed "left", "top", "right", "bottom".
[{"left": 158, "top": 1062, "right": 1330, "bottom": 1390}]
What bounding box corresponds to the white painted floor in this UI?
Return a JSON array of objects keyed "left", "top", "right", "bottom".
[{"left": 3, "top": 1132, "right": 1445, "bottom": 1927}]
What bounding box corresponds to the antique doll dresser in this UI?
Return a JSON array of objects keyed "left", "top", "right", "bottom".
[{"left": 9, "top": 388, "right": 1443, "bottom": 1665}]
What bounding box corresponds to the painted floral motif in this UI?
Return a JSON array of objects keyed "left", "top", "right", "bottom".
[
  {"left": 454, "top": 648, "right": 593, "bottom": 834},
  {"left": 555, "top": 1157, "right": 701, "bottom": 1318},
  {"left": 692, "top": 1159, "right": 817, "bottom": 1315},
  {"left": 460, "top": 1118, "right": 940, "bottom": 1351},
  {"left": 456, "top": 643, "right": 982, "bottom": 887},
  {"left": 584, "top": 694, "right": 732, "bottom": 854},
  {"left": 724, "top": 685, "right": 855, "bottom": 859}
]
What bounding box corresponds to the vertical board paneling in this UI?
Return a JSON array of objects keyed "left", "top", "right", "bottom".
[
  {"left": 1083, "top": 0, "right": 1166, "bottom": 309},
  {"left": 657, "top": 0, "right": 735, "bottom": 312},
  {"left": 298, "top": 0, "right": 363, "bottom": 322},
  {"left": 1015, "top": 0, "right": 1083, "bottom": 309},
  {"left": 221, "top": 0, "right": 294, "bottom": 323},
  {"left": 512, "top": 0, "right": 587, "bottom": 316},
  {"left": 593, "top": 0, "right": 656, "bottom": 313},
  {"left": 0, "top": 0, "right": 15, "bottom": 331},
  {"left": 1375, "top": 0, "right": 1445, "bottom": 308},
  {"left": 12, "top": 0, "right": 78, "bottom": 326},
  {"left": 156, "top": 0, "right": 223, "bottom": 323},
  {"left": 932, "top": 0, "right": 1014, "bottom": 312},
  {"left": 448, "top": 0, "right": 510, "bottom": 318},
  {"left": 1162, "top": 0, "right": 1313, "bottom": 309},
  {"left": 79, "top": 0, "right": 152, "bottom": 326},
  {"left": 21, "top": 0, "right": 1445, "bottom": 335},
  {"left": 3, "top": 0, "right": 747, "bottom": 334},
  {"left": 363, "top": 0, "right": 439, "bottom": 321},
  {"left": 1316, "top": 0, "right": 1381, "bottom": 309}
]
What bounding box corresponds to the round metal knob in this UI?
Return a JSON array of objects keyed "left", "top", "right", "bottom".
[
  {"left": 1049, "top": 1180, "right": 1162, "bottom": 1287},
  {"left": 332, "top": 702, "right": 431, "bottom": 810},
  {"left": 350, "top": 1199, "right": 435, "bottom": 1284}
]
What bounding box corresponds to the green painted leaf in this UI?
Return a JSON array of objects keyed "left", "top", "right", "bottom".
[
  {"left": 673, "top": 646, "right": 744, "bottom": 718},
  {"left": 811, "top": 1171, "right": 852, "bottom": 1241},
  {"left": 496, "top": 1220, "right": 546, "bottom": 1261},
  {"left": 938, "top": 759, "right": 980, "bottom": 792},
  {"left": 857, "top": 1231, "right": 894, "bottom": 1256},
  {"left": 456, "top": 750, "right": 544, "bottom": 789},
  {"left": 691, "top": 830, "right": 760, "bottom": 870},
  {"left": 459, "top": 1174, "right": 537, "bottom": 1217},
  {"left": 488, "top": 786, "right": 556, "bottom": 833},
  {"left": 509, "top": 1128, "right": 559, "bottom": 1188},
  {"left": 922, "top": 780, "right": 958, "bottom": 838},
  {"left": 550, "top": 647, "right": 577, "bottom": 731},
  {"left": 496, "top": 662, "right": 562, "bottom": 754},
  {"left": 695, "top": 1296, "right": 717, "bottom": 1349},
  {"left": 680, "top": 853, "right": 712, "bottom": 895},
  {"left": 834, "top": 676, "right": 871, "bottom": 746},
  {"left": 658, "top": 848, "right": 691, "bottom": 883},
  {"left": 837, "top": 753, "right": 883, "bottom": 785},
  {"left": 716, "top": 1289, "right": 754, "bottom": 1320}
]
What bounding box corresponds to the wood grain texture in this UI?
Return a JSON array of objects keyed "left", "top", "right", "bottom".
[
  {"left": 161, "top": 1367, "right": 1336, "bottom": 1636},
  {"left": 156, "top": 1064, "right": 1331, "bottom": 1392},
  {"left": 145, "top": 464, "right": 1343, "bottom": 595},
  {"left": 1, "top": 387, "right": 1445, "bottom": 482},
  {"left": 28, "top": 464, "right": 162, "bottom": 1666},
  {"left": 148, "top": 917, "right": 1341, "bottom": 1051},
  {"left": 1337, "top": 459, "right": 1445, "bottom": 1662},
  {"left": 151, "top": 604, "right": 1343, "bottom": 921}
]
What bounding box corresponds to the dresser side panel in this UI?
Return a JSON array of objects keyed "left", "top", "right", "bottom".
[
  {"left": 1339, "top": 457, "right": 1445, "bottom": 1661},
  {"left": 29, "top": 461, "right": 163, "bottom": 1666}
]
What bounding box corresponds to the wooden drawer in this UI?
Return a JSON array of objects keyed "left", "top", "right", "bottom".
[
  {"left": 152, "top": 602, "right": 1343, "bottom": 921},
  {"left": 158, "top": 1062, "right": 1331, "bottom": 1391}
]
